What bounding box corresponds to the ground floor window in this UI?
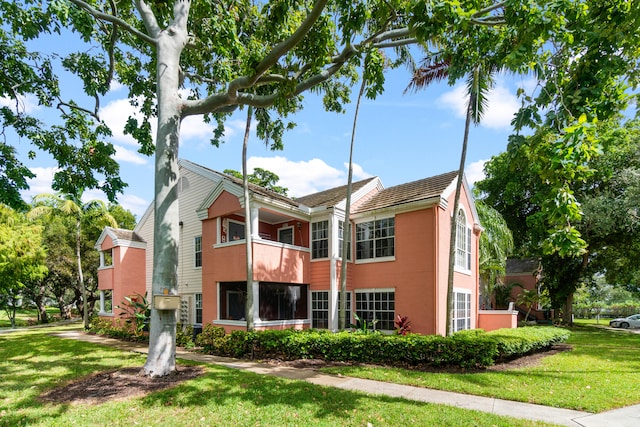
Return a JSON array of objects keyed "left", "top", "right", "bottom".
[
  {"left": 311, "top": 291, "right": 352, "bottom": 329},
  {"left": 311, "top": 291, "right": 329, "bottom": 328},
  {"left": 259, "top": 282, "right": 308, "bottom": 321},
  {"left": 453, "top": 291, "right": 471, "bottom": 332},
  {"left": 195, "top": 293, "right": 203, "bottom": 324},
  {"left": 99, "top": 290, "right": 113, "bottom": 314},
  {"left": 355, "top": 290, "right": 394, "bottom": 331},
  {"left": 219, "top": 282, "right": 246, "bottom": 320}
]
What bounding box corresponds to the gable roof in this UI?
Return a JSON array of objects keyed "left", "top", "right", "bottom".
[
  {"left": 294, "top": 177, "right": 378, "bottom": 208},
  {"left": 506, "top": 258, "right": 540, "bottom": 275},
  {"left": 95, "top": 227, "right": 146, "bottom": 249},
  {"left": 354, "top": 171, "right": 458, "bottom": 213}
]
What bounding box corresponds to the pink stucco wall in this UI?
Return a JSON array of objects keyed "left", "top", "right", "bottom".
[{"left": 478, "top": 310, "right": 518, "bottom": 331}]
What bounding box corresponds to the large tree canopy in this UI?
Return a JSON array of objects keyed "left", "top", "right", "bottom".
[
  {"left": 2, "top": 0, "right": 639, "bottom": 374},
  {"left": 476, "top": 118, "right": 640, "bottom": 320}
]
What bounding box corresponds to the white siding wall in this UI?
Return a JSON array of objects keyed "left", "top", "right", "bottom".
[{"left": 133, "top": 161, "right": 224, "bottom": 309}]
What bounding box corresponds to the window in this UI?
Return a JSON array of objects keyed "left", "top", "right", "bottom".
[
  {"left": 229, "top": 220, "right": 245, "bottom": 241},
  {"left": 356, "top": 217, "right": 395, "bottom": 260},
  {"left": 194, "top": 236, "right": 202, "bottom": 268},
  {"left": 452, "top": 291, "right": 471, "bottom": 332},
  {"left": 99, "top": 290, "right": 113, "bottom": 314},
  {"left": 338, "top": 220, "right": 351, "bottom": 261},
  {"left": 311, "top": 291, "right": 329, "bottom": 329},
  {"left": 311, "top": 220, "right": 329, "bottom": 259},
  {"left": 195, "top": 293, "right": 203, "bottom": 324},
  {"left": 355, "top": 291, "right": 394, "bottom": 331},
  {"left": 219, "top": 282, "right": 246, "bottom": 320},
  {"left": 259, "top": 283, "right": 308, "bottom": 321},
  {"left": 311, "top": 291, "right": 352, "bottom": 329},
  {"left": 278, "top": 226, "right": 294, "bottom": 245},
  {"left": 455, "top": 210, "right": 472, "bottom": 270}
]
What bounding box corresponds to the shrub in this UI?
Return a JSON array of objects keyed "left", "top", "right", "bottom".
[
  {"left": 176, "top": 324, "right": 195, "bottom": 348},
  {"left": 487, "top": 326, "right": 570, "bottom": 360}
]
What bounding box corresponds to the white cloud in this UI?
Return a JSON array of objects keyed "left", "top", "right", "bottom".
[
  {"left": 21, "top": 167, "right": 57, "bottom": 201},
  {"left": 109, "top": 80, "right": 125, "bottom": 93},
  {"left": 117, "top": 194, "right": 150, "bottom": 219},
  {"left": 438, "top": 82, "right": 520, "bottom": 131},
  {"left": 0, "top": 94, "right": 40, "bottom": 114},
  {"left": 246, "top": 156, "right": 372, "bottom": 197},
  {"left": 114, "top": 144, "right": 148, "bottom": 165},
  {"left": 465, "top": 159, "right": 487, "bottom": 186},
  {"left": 100, "top": 97, "right": 153, "bottom": 146}
]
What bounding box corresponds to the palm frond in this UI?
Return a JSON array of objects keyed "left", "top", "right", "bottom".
[
  {"left": 466, "top": 64, "right": 497, "bottom": 125},
  {"left": 404, "top": 53, "right": 450, "bottom": 94}
]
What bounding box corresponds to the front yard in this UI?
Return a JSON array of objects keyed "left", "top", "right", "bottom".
[{"left": 1, "top": 323, "right": 638, "bottom": 426}]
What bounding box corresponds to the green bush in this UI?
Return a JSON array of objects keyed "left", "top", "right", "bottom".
[
  {"left": 176, "top": 324, "right": 195, "bottom": 348},
  {"left": 196, "top": 327, "right": 509, "bottom": 369},
  {"left": 487, "top": 326, "right": 570, "bottom": 360}
]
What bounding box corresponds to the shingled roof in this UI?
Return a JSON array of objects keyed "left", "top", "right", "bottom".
[
  {"left": 294, "top": 177, "right": 378, "bottom": 208},
  {"left": 354, "top": 171, "right": 458, "bottom": 213},
  {"left": 109, "top": 227, "right": 146, "bottom": 243},
  {"left": 221, "top": 173, "right": 299, "bottom": 208}
]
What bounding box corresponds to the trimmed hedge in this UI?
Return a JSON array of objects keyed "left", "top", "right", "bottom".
[{"left": 195, "top": 325, "right": 570, "bottom": 369}]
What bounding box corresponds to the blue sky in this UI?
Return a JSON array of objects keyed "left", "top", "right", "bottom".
[{"left": 7, "top": 45, "right": 533, "bottom": 220}]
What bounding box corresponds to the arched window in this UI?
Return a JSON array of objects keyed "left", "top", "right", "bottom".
[{"left": 455, "top": 210, "right": 471, "bottom": 270}]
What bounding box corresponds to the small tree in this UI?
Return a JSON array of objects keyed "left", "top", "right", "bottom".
[{"left": 516, "top": 288, "right": 541, "bottom": 324}]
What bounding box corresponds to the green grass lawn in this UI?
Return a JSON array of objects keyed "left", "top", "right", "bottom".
[
  {"left": 0, "top": 307, "right": 64, "bottom": 328},
  {"left": 0, "top": 326, "right": 555, "bottom": 427},
  {"left": 323, "top": 325, "right": 640, "bottom": 413}
]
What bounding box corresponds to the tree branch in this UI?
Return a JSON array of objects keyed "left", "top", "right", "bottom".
[
  {"left": 227, "top": 0, "right": 330, "bottom": 99},
  {"left": 68, "top": 0, "right": 157, "bottom": 45},
  {"left": 57, "top": 99, "right": 100, "bottom": 121}
]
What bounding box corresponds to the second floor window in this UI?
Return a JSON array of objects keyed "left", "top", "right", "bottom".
[
  {"left": 194, "top": 236, "right": 202, "bottom": 267},
  {"left": 356, "top": 217, "right": 395, "bottom": 260},
  {"left": 312, "top": 220, "right": 328, "bottom": 259},
  {"left": 455, "top": 210, "right": 471, "bottom": 271},
  {"left": 338, "top": 220, "right": 351, "bottom": 261}
]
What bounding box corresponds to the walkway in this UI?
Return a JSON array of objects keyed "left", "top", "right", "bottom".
[{"left": 54, "top": 330, "right": 640, "bottom": 427}]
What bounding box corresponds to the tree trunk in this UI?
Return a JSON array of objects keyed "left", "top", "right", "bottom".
[
  {"left": 143, "top": 6, "right": 190, "bottom": 377},
  {"left": 445, "top": 93, "right": 474, "bottom": 336},
  {"left": 339, "top": 77, "right": 365, "bottom": 330},
  {"left": 76, "top": 217, "right": 88, "bottom": 329},
  {"left": 243, "top": 106, "right": 255, "bottom": 331}
]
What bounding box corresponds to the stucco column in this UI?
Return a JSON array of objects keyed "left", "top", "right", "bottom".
[
  {"left": 250, "top": 206, "right": 260, "bottom": 239},
  {"left": 251, "top": 280, "right": 260, "bottom": 321}
]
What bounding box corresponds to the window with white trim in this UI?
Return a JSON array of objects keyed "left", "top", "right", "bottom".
[
  {"left": 311, "top": 220, "right": 329, "bottom": 259},
  {"left": 229, "top": 220, "right": 245, "bottom": 241},
  {"left": 194, "top": 236, "right": 202, "bottom": 268},
  {"left": 338, "top": 220, "right": 351, "bottom": 261},
  {"left": 195, "top": 293, "right": 203, "bottom": 324},
  {"left": 311, "top": 291, "right": 352, "bottom": 329},
  {"left": 455, "top": 210, "right": 472, "bottom": 270},
  {"left": 355, "top": 217, "right": 395, "bottom": 260},
  {"left": 452, "top": 291, "right": 471, "bottom": 332},
  {"left": 355, "top": 290, "right": 394, "bottom": 331},
  {"left": 278, "top": 226, "right": 294, "bottom": 245}
]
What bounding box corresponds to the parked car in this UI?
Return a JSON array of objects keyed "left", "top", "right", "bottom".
[{"left": 609, "top": 314, "right": 640, "bottom": 329}]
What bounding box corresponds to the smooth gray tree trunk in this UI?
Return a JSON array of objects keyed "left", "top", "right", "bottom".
[{"left": 143, "top": 2, "right": 190, "bottom": 377}]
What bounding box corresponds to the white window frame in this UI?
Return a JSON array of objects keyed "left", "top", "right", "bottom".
[
  {"left": 194, "top": 236, "right": 202, "bottom": 268},
  {"left": 452, "top": 290, "right": 472, "bottom": 332},
  {"left": 99, "top": 248, "right": 113, "bottom": 268},
  {"left": 338, "top": 220, "right": 352, "bottom": 261},
  {"left": 311, "top": 220, "right": 329, "bottom": 259},
  {"left": 228, "top": 219, "right": 246, "bottom": 242},
  {"left": 354, "top": 289, "right": 395, "bottom": 331},
  {"left": 355, "top": 217, "right": 395, "bottom": 262},
  {"left": 455, "top": 209, "right": 472, "bottom": 273},
  {"left": 311, "top": 291, "right": 329, "bottom": 329},
  {"left": 278, "top": 225, "right": 294, "bottom": 245},
  {"left": 194, "top": 293, "right": 203, "bottom": 324}
]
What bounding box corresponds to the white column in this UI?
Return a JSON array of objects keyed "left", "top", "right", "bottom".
[{"left": 250, "top": 206, "right": 260, "bottom": 239}]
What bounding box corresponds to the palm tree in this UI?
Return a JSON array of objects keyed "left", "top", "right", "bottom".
[
  {"left": 407, "top": 55, "right": 497, "bottom": 335},
  {"left": 29, "top": 192, "right": 117, "bottom": 329},
  {"left": 475, "top": 199, "right": 514, "bottom": 308},
  {"left": 516, "top": 288, "right": 541, "bottom": 324},
  {"left": 241, "top": 105, "right": 255, "bottom": 331}
]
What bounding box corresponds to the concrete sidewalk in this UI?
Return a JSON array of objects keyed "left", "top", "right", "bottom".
[{"left": 53, "top": 330, "right": 640, "bottom": 427}]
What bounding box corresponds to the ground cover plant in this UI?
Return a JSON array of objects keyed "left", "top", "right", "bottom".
[
  {"left": 0, "top": 326, "right": 556, "bottom": 427},
  {"left": 322, "top": 324, "right": 640, "bottom": 412}
]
